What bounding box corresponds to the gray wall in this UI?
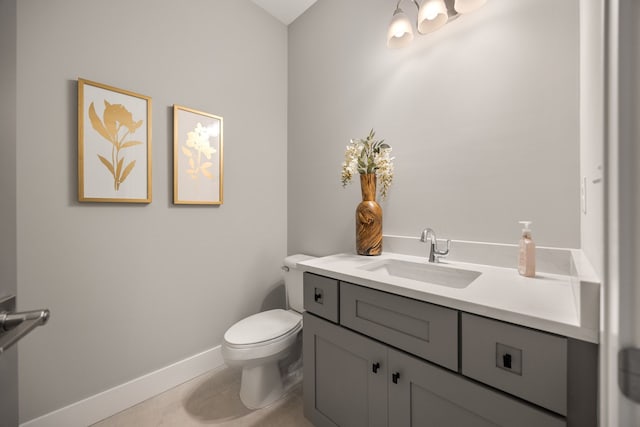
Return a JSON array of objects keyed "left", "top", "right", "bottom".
[
  {"left": 16, "top": 0, "right": 287, "bottom": 422},
  {"left": 288, "top": 0, "right": 580, "bottom": 256},
  {"left": 0, "top": 1, "right": 18, "bottom": 425}
]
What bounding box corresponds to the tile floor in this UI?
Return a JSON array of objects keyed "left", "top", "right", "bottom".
[{"left": 91, "top": 366, "right": 314, "bottom": 427}]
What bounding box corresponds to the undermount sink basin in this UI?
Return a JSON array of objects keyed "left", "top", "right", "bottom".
[{"left": 358, "top": 259, "right": 481, "bottom": 289}]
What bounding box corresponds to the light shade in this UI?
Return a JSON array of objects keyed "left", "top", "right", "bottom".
[
  {"left": 417, "top": 0, "right": 448, "bottom": 34},
  {"left": 454, "top": 0, "right": 487, "bottom": 14},
  {"left": 387, "top": 7, "right": 414, "bottom": 48}
]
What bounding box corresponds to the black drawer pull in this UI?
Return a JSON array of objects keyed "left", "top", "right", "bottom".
[
  {"left": 503, "top": 353, "right": 512, "bottom": 369},
  {"left": 392, "top": 372, "right": 400, "bottom": 384},
  {"left": 314, "top": 291, "right": 323, "bottom": 303},
  {"left": 372, "top": 362, "right": 380, "bottom": 374}
]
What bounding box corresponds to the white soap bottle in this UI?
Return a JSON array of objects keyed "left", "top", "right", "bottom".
[{"left": 518, "top": 221, "right": 536, "bottom": 277}]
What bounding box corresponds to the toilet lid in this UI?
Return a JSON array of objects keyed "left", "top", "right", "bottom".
[{"left": 224, "top": 309, "right": 302, "bottom": 346}]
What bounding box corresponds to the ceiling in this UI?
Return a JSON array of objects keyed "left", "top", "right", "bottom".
[{"left": 250, "top": 0, "right": 317, "bottom": 25}]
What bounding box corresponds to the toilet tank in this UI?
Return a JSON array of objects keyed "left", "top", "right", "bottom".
[{"left": 283, "top": 254, "right": 316, "bottom": 313}]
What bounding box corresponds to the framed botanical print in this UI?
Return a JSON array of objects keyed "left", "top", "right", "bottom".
[
  {"left": 173, "top": 105, "right": 224, "bottom": 205},
  {"left": 78, "top": 78, "right": 152, "bottom": 203}
]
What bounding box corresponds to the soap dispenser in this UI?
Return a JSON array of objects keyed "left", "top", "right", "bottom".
[{"left": 518, "top": 221, "right": 536, "bottom": 277}]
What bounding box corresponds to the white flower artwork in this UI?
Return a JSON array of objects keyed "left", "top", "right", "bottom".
[{"left": 173, "top": 105, "right": 224, "bottom": 205}]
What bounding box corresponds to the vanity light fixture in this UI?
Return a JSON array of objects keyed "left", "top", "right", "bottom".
[
  {"left": 386, "top": 0, "right": 487, "bottom": 48},
  {"left": 417, "top": 0, "right": 448, "bottom": 34},
  {"left": 387, "top": 4, "right": 414, "bottom": 48}
]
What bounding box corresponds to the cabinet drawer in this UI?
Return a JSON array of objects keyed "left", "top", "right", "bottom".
[
  {"left": 340, "top": 282, "right": 458, "bottom": 371},
  {"left": 461, "top": 313, "right": 567, "bottom": 415},
  {"left": 304, "top": 273, "right": 339, "bottom": 323}
]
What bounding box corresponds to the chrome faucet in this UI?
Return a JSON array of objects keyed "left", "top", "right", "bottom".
[{"left": 419, "top": 228, "right": 451, "bottom": 263}]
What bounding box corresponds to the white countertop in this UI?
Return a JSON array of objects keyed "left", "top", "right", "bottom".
[{"left": 298, "top": 252, "right": 599, "bottom": 343}]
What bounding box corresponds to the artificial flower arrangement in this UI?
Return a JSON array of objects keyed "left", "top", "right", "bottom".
[{"left": 341, "top": 129, "right": 394, "bottom": 199}]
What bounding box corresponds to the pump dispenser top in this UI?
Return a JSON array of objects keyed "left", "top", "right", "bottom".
[
  {"left": 519, "top": 221, "right": 532, "bottom": 236},
  {"left": 518, "top": 221, "right": 535, "bottom": 277}
]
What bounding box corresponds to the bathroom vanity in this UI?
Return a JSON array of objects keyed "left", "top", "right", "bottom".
[{"left": 299, "top": 253, "right": 598, "bottom": 427}]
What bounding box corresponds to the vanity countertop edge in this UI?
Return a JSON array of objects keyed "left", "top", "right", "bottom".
[{"left": 298, "top": 252, "right": 600, "bottom": 344}]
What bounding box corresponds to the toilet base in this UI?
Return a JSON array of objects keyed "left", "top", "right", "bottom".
[
  {"left": 223, "top": 313, "right": 304, "bottom": 410},
  {"left": 239, "top": 361, "right": 284, "bottom": 409}
]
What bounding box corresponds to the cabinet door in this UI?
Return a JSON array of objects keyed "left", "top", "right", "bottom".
[
  {"left": 388, "top": 348, "right": 566, "bottom": 427},
  {"left": 303, "top": 312, "right": 387, "bottom": 427}
]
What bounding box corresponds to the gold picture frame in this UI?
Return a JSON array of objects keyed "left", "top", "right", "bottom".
[
  {"left": 78, "top": 78, "right": 152, "bottom": 203},
  {"left": 173, "top": 105, "right": 224, "bottom": 205}
]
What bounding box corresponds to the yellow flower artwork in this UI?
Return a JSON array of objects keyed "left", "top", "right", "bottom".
[
  {"left": 182, "top": 122, "right": 217, "bottom": 180},
  {"left": 88, "top": 100, "right": 143, "bottom": 191}
]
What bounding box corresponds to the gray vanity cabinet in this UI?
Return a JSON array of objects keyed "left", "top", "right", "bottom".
[
  {"left": 303, "top": 273, "right": 595, "bottom": 427},
  {"left": 387, "top": 348, "right": 565, "bottom": 427},
  {"left": 303, "top": 312, "right": 387, "bottom": 427}
]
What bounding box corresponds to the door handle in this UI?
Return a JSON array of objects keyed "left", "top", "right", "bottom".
[{"left": 0, "top": 296, "right": 50, "bottom": 354}]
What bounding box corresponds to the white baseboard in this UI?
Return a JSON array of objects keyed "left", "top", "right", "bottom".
[{"left": 20, "top": 346, "right": 224, "bottom": 427}]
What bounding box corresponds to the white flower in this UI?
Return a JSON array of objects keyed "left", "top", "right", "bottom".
[
  {"left": 183, "top": 122, "right": 218, "bottom": 181},
  {"left": 185, "top": 122, "right": 217, "bottom": 159},
  {"left": 341, "top": 129, "right": 394, "bottom": 199}
]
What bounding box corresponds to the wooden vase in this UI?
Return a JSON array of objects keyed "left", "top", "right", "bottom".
[{"left": 356, "top": 173, "right": 382, "bottom": 256}]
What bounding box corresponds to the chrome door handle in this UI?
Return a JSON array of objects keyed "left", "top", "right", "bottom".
[
  {"left": 0, "top": 296, "right": 50, "bottom": 354},
  {"left": 1, "top": 309, "right": 50, "bottom": 331}
]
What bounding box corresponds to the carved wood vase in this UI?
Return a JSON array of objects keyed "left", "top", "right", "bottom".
[{"left": 356, "top": 173, "right": 382, "bottom": 256}]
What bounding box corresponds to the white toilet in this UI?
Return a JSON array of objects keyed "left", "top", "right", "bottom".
[{"left": 222, "top": 254, "right": 315, "bottom": 409}]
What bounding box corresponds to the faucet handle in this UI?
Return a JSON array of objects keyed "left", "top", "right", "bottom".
[{"left": 434, "top": 239, "right": 451, "bottom": 258}]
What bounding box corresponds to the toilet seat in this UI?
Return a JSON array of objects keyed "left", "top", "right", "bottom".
[
  {"left": 224, "top": 309, "right": 302, "bottom": 346},
  {"left": 222, "top": 309, "right": 302, "bottom": 363}
]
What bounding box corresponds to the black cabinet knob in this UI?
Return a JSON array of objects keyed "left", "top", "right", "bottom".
[
  {"left": 314, "top": 291, "right": 322, "bottom": 302},
  {"left": 392, "top": 372, "right": 400, "bottom": 384},
  {"left": 372, "top": 362, "right": 380, "bottom": 374},
  {"left": 503, "top": 353, "right": 512, "bottom": 369}
]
